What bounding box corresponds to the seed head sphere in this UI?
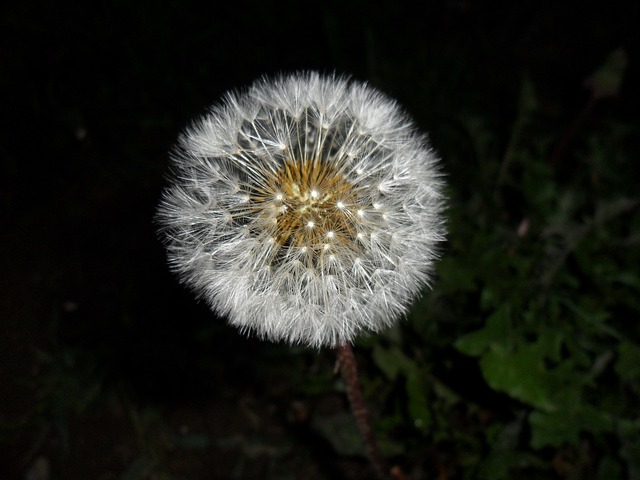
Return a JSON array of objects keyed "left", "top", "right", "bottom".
[{"left": 157, "top": 72, "right": 446, "bottom": 348}]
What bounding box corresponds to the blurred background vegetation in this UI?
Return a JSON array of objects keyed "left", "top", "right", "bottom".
[{"left": 1, "top": 1, "right": 639, "bottom": 479}]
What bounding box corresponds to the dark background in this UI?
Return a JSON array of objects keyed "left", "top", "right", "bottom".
[{"left": 2, "top": 1, "right": 639, "bottom": 479}]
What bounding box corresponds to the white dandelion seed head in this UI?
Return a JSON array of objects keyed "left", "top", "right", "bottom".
[{"left": 157, "top": 72, "right": 446, "bottom": 348}]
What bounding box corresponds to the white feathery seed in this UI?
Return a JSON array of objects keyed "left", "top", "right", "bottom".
[{"left": 157, "top": 72, "right": 446, "bottom": 348}]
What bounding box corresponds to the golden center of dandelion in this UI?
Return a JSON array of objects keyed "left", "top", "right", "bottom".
[{"left": 255, "top": 159, "right": 359, "bottom": 253}]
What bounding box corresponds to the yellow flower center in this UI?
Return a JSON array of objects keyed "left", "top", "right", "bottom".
[{"left": 252, "top": 159, "right": 360, "bottom": 260}]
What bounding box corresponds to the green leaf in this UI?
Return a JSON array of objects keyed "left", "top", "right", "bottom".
[
  {"left": 534, "top": 328, "right": 564, "bottom": 364},
  {"left": 405, "top": 370, "right": 432, "bottom": 432},
  {"left": 455, "top": 305, "right": 511, "bottom": 357},
  {"left": 598, "top": 456, "right": 623, "bottom": 480},
  {"left": 529, "top": 404, "right": 613, "bottom": 449},
  {"left": 311, "top": 412, "right": 364, "bottom": 456},
  {"left": 372, "top": 344, "right": 416, "bottom": 380},
  {"left": 619, "top": 418, "right": 640, "bottom": 479},
  {"left": 479, "top": 342, "right": 555, "bottom": 411},
  {"left": 172, "top": 433, "right": 211, "bottom": 449},
  {"left": 437, "top": 256, "right": 478, "bottom": 293},
  {"left": 615, "top": 341, "right": 640, "bottom": 386},
  {"left": 120, "top": 457, "right": 155, "bottom": 480},
  {"left": 584, "top": 48, "right": 628, "bottom": 99},
  {"left": 372, "top": 345, "right": 433, "bottom": 432}
]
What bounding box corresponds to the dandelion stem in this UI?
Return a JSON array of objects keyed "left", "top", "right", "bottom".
[{"left": 336, "top": 343, "right": 389, "bottom": 479}]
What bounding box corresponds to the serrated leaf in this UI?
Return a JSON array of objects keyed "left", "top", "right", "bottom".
[
  {"left": 479, "top": 343, "right": 555, "bottom": 411},
  {"left": 455, "top": 305, "right": 511, "bottom": 357}
]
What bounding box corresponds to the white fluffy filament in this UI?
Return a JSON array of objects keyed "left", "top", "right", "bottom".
[{"left": 157, "top": 72, "right": 446, "bottom": 348}]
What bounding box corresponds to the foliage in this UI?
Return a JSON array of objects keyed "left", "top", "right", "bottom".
[
  {"left": 366, "top": 52, "right": 640, "bottom": 479},
  {"left": 3, "top": 2, "right": 638, "bottom": 478}
]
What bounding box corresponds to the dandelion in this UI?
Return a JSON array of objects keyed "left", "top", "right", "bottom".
[
  {"left": 157, "top": 72, "right": 445, "bottom": 348},
  {"left": 158, "top": 72, "right": 446, "bottom": 478}
]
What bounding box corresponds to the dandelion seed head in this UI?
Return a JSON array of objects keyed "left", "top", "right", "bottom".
[{"left": 157, "top": 72, "right": 446, "bottom": 348}]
